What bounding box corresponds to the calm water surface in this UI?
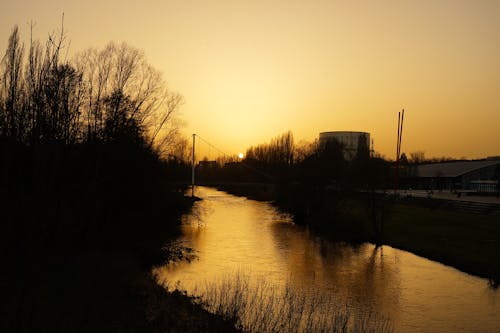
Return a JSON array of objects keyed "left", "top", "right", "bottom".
[{"left": 154, "top": 187, "right": 499, "bottom": 332}]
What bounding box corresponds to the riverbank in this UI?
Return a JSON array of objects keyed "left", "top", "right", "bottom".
[
  {"left": 1, "top": 250, "right": 238, "bottom": 332},
  {"left": 1, "top": 192, "right": 240, "bottom": 333},
  {"left": 1, "top": 137, "right": 244, "bottom": 331},
  {"left": 215, "top": 184, "right": 500, "bottom": 285},
  {"left": 385, "top": 203, "right": 500, "bottom": 285}
]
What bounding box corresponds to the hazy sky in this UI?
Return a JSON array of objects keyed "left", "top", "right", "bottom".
[{"left": 1, "top": 0, "right": 499, "bottom": 159}]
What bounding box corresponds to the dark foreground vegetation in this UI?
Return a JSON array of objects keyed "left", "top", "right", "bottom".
[{"left": 1, "top": 24, "right": 238, "bottom": 332}]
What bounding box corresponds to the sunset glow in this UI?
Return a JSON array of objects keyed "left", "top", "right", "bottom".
[
  {"left": 2, "top": 0, "right": 500, "bottom": 159},
  {"left": 2, "top": 2, "right": 500, "bottom": 330}
]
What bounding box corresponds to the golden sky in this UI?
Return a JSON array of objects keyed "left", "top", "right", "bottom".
[{"left": 1, "top": 0, "right": 499, "bottom": 159}]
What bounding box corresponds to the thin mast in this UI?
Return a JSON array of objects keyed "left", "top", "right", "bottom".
[
  {"left": 191, "top": 133, "right": 195, "bottom": 197},
  {"left": 394, "top": 109, "right": 405, "bottom": 193}
]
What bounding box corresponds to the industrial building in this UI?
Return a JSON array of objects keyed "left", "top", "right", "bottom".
[
  {"left": 319, "top": 131, "right": 371, "bottom": 160},
  {"left": 408, "top": 160, "right": 500, "bottom": 192}
]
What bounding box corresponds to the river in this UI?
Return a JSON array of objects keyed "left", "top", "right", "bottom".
[{"left": 154, "top": 187, "right": 499, "bottom": 332}]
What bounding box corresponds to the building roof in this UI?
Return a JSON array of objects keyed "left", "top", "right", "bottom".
[
  {"left": 319, "top": 131, "right": 369, "bottom": 136},
  {"left": 415, "top": 160, "right": 500, "bottom": 178}
]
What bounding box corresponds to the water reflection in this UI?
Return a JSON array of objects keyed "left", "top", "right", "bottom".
[{"left": 154, "top": 187, "right": 499, "bottom": 332}]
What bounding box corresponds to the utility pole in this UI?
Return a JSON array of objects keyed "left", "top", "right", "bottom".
[{"left": 191, "top": 133, "right": 195, "bottom": 197}]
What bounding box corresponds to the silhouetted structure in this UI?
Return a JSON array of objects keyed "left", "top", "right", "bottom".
[
  {"left": 406, "top": 160, "right": 500, "bottom": 192},
  {"left": 319, "top": 131, "right": 371, "bottom": 160}
]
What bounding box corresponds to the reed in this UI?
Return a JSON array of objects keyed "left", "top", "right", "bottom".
[{"left": 177, "top": 272, "right": 393, "bottom": 333}]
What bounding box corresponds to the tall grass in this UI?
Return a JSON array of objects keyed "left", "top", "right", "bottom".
[{"left": 158, "top": 272, "right": 392, "bottom": 333}]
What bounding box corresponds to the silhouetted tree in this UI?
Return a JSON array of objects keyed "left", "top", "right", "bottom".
[
  {"left": 355, "top": 133, "right": 370, "bottom": 161},
  {"left": 162, "top": 135, "right": 191, "bottom": 164},
  {"left": 409, "top": 151, "right": 425, "bottom": 164},
  {"left": 245, "top": 131, "right": 294, "bottom": 166},
  {"left": 74, "top": 42, "right": 183, "bottom": 153},
  {"left": 349, "top": 134, "right": 371, "bottom": 188},
  {"left": 0, "top": 22, "right": 190, "bottom": 250},
  {"left": 244, "top": 131, "right": 295, "bottom": 180},
  {"left": 317, "top": 138, "right": 346, "bottom": 183},
  {"left": 0, "top": 26, "right": 24, "bottom": 140},
  {"left": 216, "top": 154, "right": 240, "bottom": 167},
  {"left": 399, "top": 152, "right": 408, "bottom": 165},
  {"left": 295, "top": 139, "right": 317, "bottom": 163}
]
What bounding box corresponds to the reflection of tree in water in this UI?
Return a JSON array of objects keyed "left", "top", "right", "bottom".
[
  {"left": 269, "top": 222, "right": 401, "bottom": 324},
  {"left": 181, "top": 196, "right": 212, "bottom": 227},
  {"left": 176, "top": 198, "right": 213, "bottom": 255}
]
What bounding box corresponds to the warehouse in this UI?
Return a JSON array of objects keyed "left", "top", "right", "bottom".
[{"left": 408, "top": 160, "right": 500, "bottom": 192}]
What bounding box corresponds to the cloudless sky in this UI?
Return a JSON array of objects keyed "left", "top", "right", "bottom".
[{"left": 1, "top": 0, "right": 499, "bottom": 159}]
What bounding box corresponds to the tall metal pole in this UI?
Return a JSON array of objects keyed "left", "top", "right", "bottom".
[
  {"left": 394, "top": 112, "right": 401, "bottom": 193},
  {"left": 191, "top": 133, "right": 195, "bottom": 197},
  {"left": 399, "top": 109, "right": 404, "bottom": 156},
  {"left": 394, "top": 109, "right": 405, "bottom": 194}
]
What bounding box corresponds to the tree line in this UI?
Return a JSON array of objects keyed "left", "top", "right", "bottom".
[
  {"left": 0, "top": 24, "right": 182, "bottom": 149},
  {"left": 0, "top": 23, "right": 191, "bottom": 252},
  {"left": 197, "top": 130, "right": 389, "bottom": 189}
]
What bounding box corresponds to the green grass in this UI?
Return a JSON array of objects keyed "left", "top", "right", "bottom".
[{"left": 383, "top": 204, "right": 500, "bottom": 283}]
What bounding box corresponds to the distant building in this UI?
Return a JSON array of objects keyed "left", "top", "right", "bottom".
[
  {"left": 319, "top": 131, "right": 371, "bottom": 160},
  {"left": 408, "top": 160, "right": 500, "bottom": 192},
  {"left": 197, "top": 160, "right": 217, "bottom": 169}
]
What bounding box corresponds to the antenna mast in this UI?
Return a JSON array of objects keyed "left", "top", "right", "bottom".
[
  {"left": 394, "top": 109, "right": 405, "bottom": 193},
  {"left": 191, "top": 133, "right": 195, "bottom": 197}
]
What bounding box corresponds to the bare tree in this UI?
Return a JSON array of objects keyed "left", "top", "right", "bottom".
[
  {"left": 295, "top": 139, "right": 318, "bottom": 163},
  {"left": 245, "top": 131, "right": 295, "bottom": 166},
  {"left": 1, "top": 21, "right": 184, "bottom": 158},
  {"left": 0, "top": 26, "right": 25, "bottom": 139},
  {"left": 409, "top": 151, "right": 426, "bottom": 164},
  {"left": 163, "top": 135, "right": 191, "bottom": 163},
  {"left": 75, "top": 43, "right": 183, "bottom": 152}
]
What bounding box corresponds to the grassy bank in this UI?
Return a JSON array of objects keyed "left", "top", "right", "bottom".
[
  {"left": 321, "top": 196, "right": 500, "bottom": 284},
  {"left": 384, "top": 203, "right": 500, "bottom": 285}
]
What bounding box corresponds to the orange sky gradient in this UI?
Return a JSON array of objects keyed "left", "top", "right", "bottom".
[{"left": 1, "top": 0, "right": 499, "bottom": 160}]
